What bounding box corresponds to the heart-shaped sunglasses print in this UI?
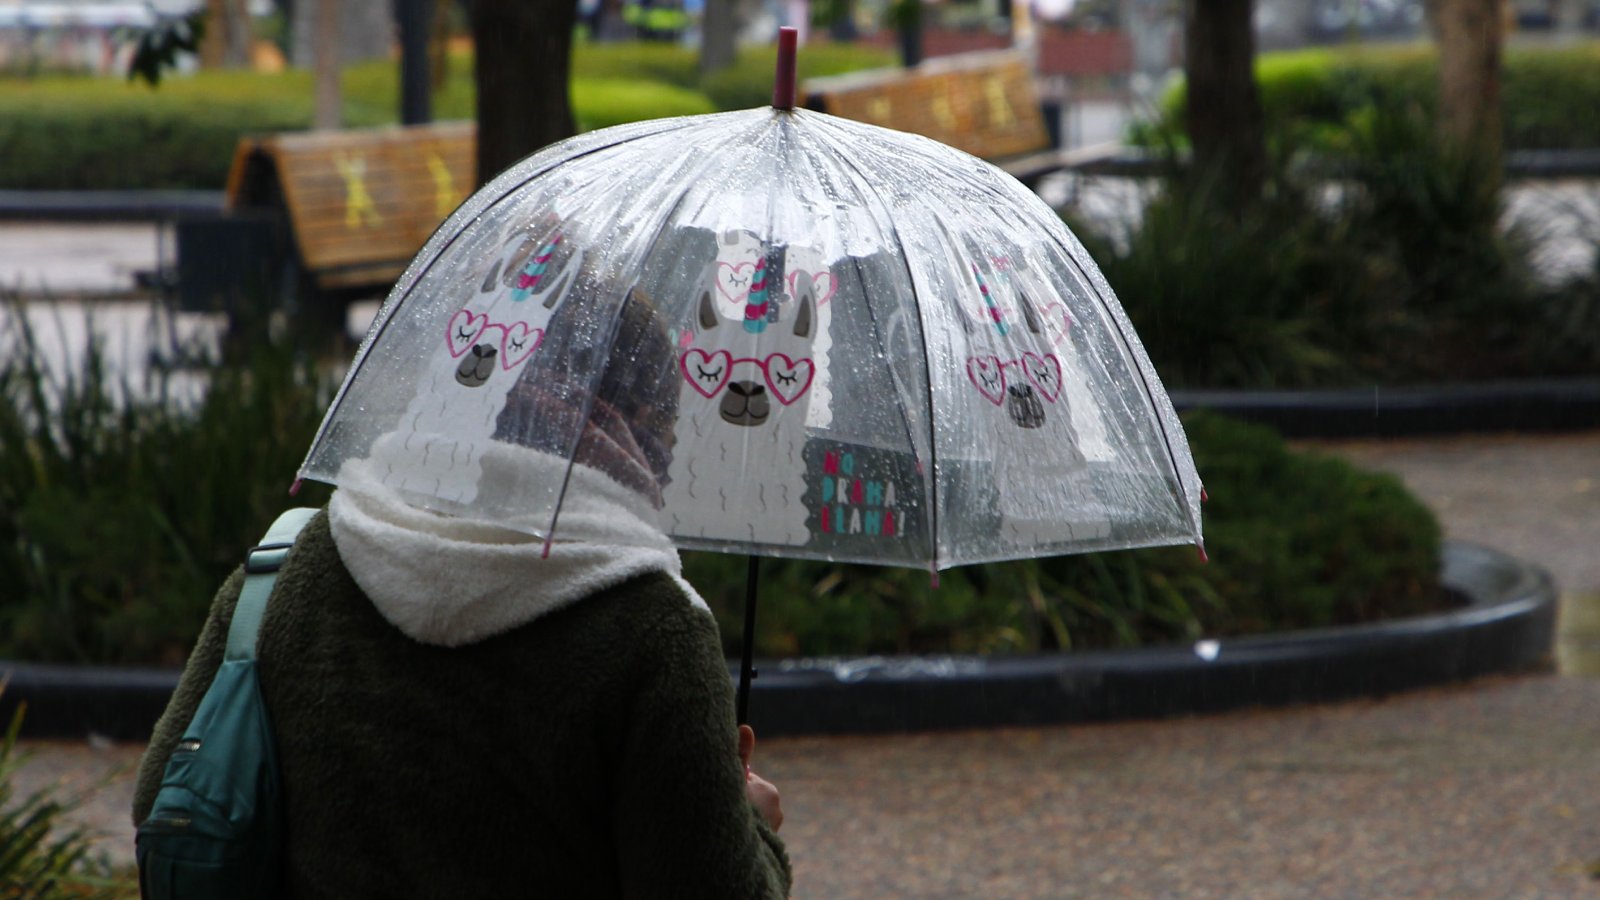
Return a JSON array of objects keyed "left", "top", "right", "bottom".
[
  {"left": 967, "top": 354, "right": 1064, "bottom": 405},
  {"left": 445, "top": 309, "right": 545, "bottom": 370},
  {"left": 680, "top": 349, "right": 814, "bottom": 405},
  {"left": 1019, "top": 352, "right": 1063, "bottom": 402},
  {"left": 787, "top": 269, "right": 837, "bottom": 307},
  {"left": 967, "top": 356, "right": 1007, "bottom": 406}
]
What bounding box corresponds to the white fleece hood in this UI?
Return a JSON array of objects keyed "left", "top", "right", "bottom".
[{"left": 328, "top": 444, "right": 709, "bottom": 647}]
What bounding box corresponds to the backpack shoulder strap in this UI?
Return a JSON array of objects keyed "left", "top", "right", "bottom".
[{"left": 225, "top": 508, "right": 320, "bottom": 662}]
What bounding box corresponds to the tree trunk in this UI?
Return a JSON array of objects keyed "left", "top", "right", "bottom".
[
  {"left": 313, "top": 0, "right": 342, "bottom": 130},
  {"left": 200, "top": 0, "right": 253, "bottom": 68},
  {"left": 470, "top": 0, "right": 578, "bottom": 188},
  {"left": 700, "top": 0, "right": 738, "bottom": 77},
  {"left": 1183, "top": 0, "right": 1266, "bottom": 210},
  {"left": 1425, "top": 0, "right": 1504, "bottom": 180}
]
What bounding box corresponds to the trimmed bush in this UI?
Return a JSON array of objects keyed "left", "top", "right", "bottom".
[
  {"left": 688, "top": 411, "right": 1445, "bottom": 658},
  {"left": 0, "top": 41, "right": 894, "bottom": 191},
  {"left": 1144, "top": 40, "right": 1600, "bottom": 152}
]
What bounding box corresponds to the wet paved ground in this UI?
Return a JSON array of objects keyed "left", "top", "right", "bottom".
[{"left": 13, "top": 429, "right": 1598, "bottom": 897}]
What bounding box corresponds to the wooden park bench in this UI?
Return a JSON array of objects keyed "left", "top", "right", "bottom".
[
  {"left": 174, "top": 121, "right": 475, "bottom": 323},
  {"left": 226, "top": 120, "right": 475, "bottom": 297},
  {"left": 802, "top": 49, "right": 1102, "bottom": 187}
]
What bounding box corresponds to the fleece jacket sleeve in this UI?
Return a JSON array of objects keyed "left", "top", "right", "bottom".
[
  {"left": 130, "top": 565, "right": 245, "bottom": 827},
  {"left": 610, "top": 602, "right": 793, "bottom": 899}
]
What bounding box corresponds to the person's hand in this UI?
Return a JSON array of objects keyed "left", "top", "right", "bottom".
[{"left": 738, "top": 724, "right": 783, "bottom": 832}]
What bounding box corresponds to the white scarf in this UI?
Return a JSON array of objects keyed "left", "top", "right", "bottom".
[{"left": 328, "top": 447, "right": 710, "bottom": 647}]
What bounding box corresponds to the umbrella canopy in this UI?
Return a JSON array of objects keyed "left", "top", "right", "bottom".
[{"left": 297, "top": 62, "right": 1202, "bottom": 573}]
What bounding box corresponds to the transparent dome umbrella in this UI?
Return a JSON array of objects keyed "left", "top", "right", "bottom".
[{"left": 295, "top": 30, "right": 1203, "bottom": 722}]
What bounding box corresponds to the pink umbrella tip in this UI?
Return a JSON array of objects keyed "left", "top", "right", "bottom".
[
  {"left": 1197, "top": 542, "right": 1209, "bottom": 564},
  {"left": 773, "top": 27, "right": 798, "bottom": 111},
  {"left": 288, "top": 478, "right": 303, "bottom": 496}
]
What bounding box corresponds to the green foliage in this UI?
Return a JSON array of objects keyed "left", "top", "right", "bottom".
[
  {"left": 0, "top": 41, "right": 895, "bottom": 190},
  {"left": 572, "top": 40, "right": 897, "bottom": 112},
  {"left": 0, "top": 299, "right": 334, "bottom": 665},
  {"left": 1089, "top": 89, "right": 1587, "bottom": 388},
  {"left": 124, "top": 11, "right": 206, "bottom": 88},
  {"left": 1129, "top": 411, "right": 1441, "bottom": 636},
  {"left": 689, "top": 411, "right": 1444, "bottom": 658},
  {"left": 698, "top": 42, "right": 900, "bottom": 111},
  {"left": 1, "top": 299, "right": 1444, "bottom": 664},
  {"left": 1072, "top": 174, "right": 1358, "bottom": 389},
  {"left": 572, "top": 79, "right": 717, "bottom": 131},
  {"left": 1144, "top": 40, "right": 1600, "bottom": 152},
  {"left": 0, "top": 689, "right": 134, "bottom": 898}
]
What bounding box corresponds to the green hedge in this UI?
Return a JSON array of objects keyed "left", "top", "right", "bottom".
[
  {"left": 1144, "top": 40, "right": 1600, "bottom": 151},
  {"left": 0, "top": 41, "right": 893, "bottom": 191},
  {"left": 687, "top": 410, "right": 1444, "bottom": 658}
]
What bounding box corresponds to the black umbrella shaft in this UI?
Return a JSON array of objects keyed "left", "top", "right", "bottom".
[{"left": 737, "top": 555, "right": 760, "bottom": 725}]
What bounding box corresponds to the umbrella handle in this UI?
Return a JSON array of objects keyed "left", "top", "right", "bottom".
[
  {"left": 772, "top": 27, "right": 798, "bottom": 112},
  {"left": 736, "top": 555, "right": 760, "bottom": 725}
]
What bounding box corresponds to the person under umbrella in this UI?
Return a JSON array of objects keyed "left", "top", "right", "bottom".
[{"left": 132, "top": 286, "right": 791, "bottom": 898}]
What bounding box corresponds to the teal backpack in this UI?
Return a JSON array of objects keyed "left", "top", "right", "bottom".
[{"left": 136, "top": 508, "right": 318, "bottom": 899}]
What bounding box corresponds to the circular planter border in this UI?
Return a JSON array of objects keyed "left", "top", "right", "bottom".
[
  {"left": 0, "top": 542, "right": 1557, "bottom": 740},
  {"left": 742, "top": 541, "right": 1557, "bottom": 736},
  {"left": 1170, "top": 378, "right": 1600, "bottom": 438}
]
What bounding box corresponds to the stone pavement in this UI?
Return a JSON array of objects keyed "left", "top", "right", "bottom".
[{"left": 11, "top": 429, "right": 1598, "bottom": 896}]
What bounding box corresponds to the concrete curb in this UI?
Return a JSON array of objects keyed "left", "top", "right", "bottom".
[
  {"left": 0, "top": 542, "right": 1557, "bottom": 741},
  {"left": 743, "top": 542, "right": 1557, "bottom": 737},
  {"left": 1170, "top": 379, "right": 1600, "bottom": 438}
]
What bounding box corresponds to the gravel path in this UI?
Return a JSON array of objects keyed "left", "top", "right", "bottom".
[{"left": 12, "top": 430, "right": 1600, "bottom": 897}]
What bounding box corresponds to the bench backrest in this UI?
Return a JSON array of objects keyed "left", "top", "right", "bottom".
[
  {"left": 226, "top": 122, "right": 475, "bottom": 292},
  {"left": 803, "top": 50, "right": 1051, "bottom": 162}
]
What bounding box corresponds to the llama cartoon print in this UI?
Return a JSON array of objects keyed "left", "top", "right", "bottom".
[
  {"left": 376, "top": 220, "right": 583, "bottom": 504},
  {"left": 961, "top": 257, "right": 1113, "bottom": 549},
  {"left": 662, "top": 232, "right": 823, "bottom": 547}
]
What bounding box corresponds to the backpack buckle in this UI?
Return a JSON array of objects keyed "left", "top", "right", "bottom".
[{"left": 245, "top": 541, "right": 295, "bottom": 574}]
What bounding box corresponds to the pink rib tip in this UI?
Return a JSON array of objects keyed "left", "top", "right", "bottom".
[{"left": 289, "top": 478, "right": 303, "bottom": 496}]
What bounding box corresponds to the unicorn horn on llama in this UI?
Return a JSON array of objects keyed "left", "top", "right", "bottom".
[{"left": 743, "top": 254, "right": 771, "bottom": 334}]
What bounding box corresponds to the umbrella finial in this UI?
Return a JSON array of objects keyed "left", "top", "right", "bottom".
[{"left": 773, "top": 26, "right": 798, "bottom": 111}]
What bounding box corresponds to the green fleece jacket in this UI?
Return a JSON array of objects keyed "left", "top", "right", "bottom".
[{"left": 133, "top": 509, "right": 791, "bottom": 898}]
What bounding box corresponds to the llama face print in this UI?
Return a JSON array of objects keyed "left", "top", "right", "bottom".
[
  {"left": 663, "top": 234, "right": 822, "bottom": 547},
  {"left": 378, "top": 220, "right": 584, "bottom": 504},
  {"left": 963, "top": 257, "right": 1112, "bottom": 548}
]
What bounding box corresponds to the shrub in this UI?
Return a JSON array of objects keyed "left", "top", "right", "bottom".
[
  {"left": 1088, "top": 93, "right": 1590, "bottom": 388},
  {"left": 2, "top": 297, "right": 1445, "bottom": 665},
  {"left": 1144, "top": 40, "right": 1600, "bottom": 152},
  {"left": 688, "top": 411, "right": 1445, "bottom": 657},
  {"left": 0, "top": 299, "right": 335, "bottom": 665}
]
